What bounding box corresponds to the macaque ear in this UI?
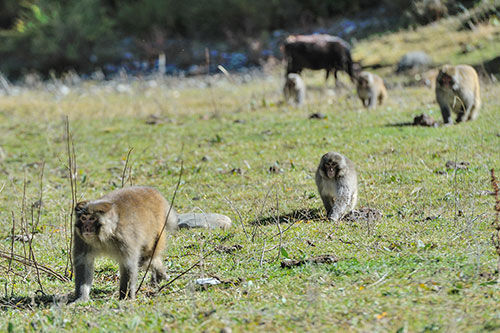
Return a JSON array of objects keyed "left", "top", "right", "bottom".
[
  {"left": 89, "top": 201, "right": 113, "bottom": 214},
  {"left": 75, "top": 201, "right": 89, "bottom": 214}
]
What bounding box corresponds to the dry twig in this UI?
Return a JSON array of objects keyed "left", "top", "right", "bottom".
[{"left": 490, "top": 169, "right": 500, "bottom": 281}]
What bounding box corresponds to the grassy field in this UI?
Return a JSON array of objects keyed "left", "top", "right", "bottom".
[{"left": 1, "top": 17, "right": 500, "bottom": 332}]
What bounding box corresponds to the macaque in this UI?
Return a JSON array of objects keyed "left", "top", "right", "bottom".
[
  {"left": 73, "top": 186, "right": 177, "bottom": 301},
  {"left": 435, "top": 64, "right": 480, "bottom": 124},
  {"left": 283, "top": 73, "right": 306, "bottom": 105},
  {"left": 315, "top": 152, "right": 358, "bottom": 222},
  {"left": 356, "top": 71, "right": 387, "bottom": 109}
]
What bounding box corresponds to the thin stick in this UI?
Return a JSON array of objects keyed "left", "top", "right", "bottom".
[
  {"left": 28, "top": 161, "right": 46, "bottom": 294},
  {"left": 121, "top": 148, "right": 134, "bottom": 188},
  {"left": 157, "top": 248, "right": 217, "bottom": 293},
  {"left": 9, "top": 212, "right": 15, "bottom": 271},
  {"left": 259, "top": 240, "right": 267, "bottom": 266},
  {"left": 136, "top": 162, "right": 184, "bottom": 294},
  {"left": 490, "top": 169, "right": 500, "bottom": 282},
  {"left": 275, "top": 190, "right": 283, "bottom": 261},
  {"left": 64, "top": 116, "right": 77, "bottom": 278},
  {"left": 251, "top": 183, "right": 276, "bottom": 241},
  {"left": 0, "top": 250, "right": 70, "bottom": 282},
  {"left": 205, "top": 47, "right": 218, "bottom": 115},
  {"left": 222, "top": 195, "right": 249, "bottom": 240}
]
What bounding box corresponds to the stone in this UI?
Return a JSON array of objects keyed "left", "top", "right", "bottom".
[
  {"left": 177, "top": 213, "right": 232, "bottom": 230},
  {"left": 396, "top": 51, "right": 433, "bottom": 73}
]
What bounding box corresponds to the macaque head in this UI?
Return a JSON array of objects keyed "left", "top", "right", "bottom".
[
  {"left": 356, "top": 72, "right": 371, "bottom": 88},
  {"left": 352, "top": 62, "right": 363, "bottom": 81},
  {"left": 437, "top": 65, "right": 456, "bottom": 89},
  {"left": 320, "top": 152, "right": 346, "bottom": 179},
  {"left": 286, "top": 73, "right": 301, "bottom": 87},
  {"left": 75, "top": 200, "right": 113, "bottom": 239}
]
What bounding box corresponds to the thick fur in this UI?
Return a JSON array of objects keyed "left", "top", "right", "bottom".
[
  {"left": 315, "top": 152, "right": 358, "bottom": 222},
  {"left": 435, "top": 64, "right": 481, "bottom": 124},
  {"left": 73, "top": 186, "right": 178, "bottom": 301},
  {"left": 283, "top": 73, "right": 305, "bottom": 105},
  {"left": 356, "top": 71, "right": 387, "bottom": 109},
  {"left": 284, "top": 34, "right": 355, "bottom": 85}
]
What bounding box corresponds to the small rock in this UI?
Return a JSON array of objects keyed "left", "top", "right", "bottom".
[
  {"left": 309, "top": 112, "right": 326, "bottom": 119},
  {"left": 195, "top": 277, "right": 221, "bottom": 286},
  {"left": 177, "top": 213, "right": 232, "bottom": 230},
  {"left": 396, "top": 51, "right": 433, "bottom": 73}
]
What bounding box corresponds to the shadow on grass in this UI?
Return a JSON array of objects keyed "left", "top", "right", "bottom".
[
  {"left": 250, "top": 207, "right": 324, "bottom": 225},
  {"left": 0, "top": 288, "right": 113, "bottom": 310},
  {"left": 385, "top": 122, "right": 415, "bottom": 127},
  {"left": 0, "top": 293, "right": 65, "bottom": 310}
]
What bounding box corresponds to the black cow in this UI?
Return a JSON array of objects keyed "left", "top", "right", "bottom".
[{"left": 283, "top": 34, "right": 356, "bottom": 85}]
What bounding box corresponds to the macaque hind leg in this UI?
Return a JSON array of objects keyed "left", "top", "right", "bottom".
[{"left": 150, "top": 257, "right": 167, "bottom": 285}]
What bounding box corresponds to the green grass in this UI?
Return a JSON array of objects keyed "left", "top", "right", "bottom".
[{"left": 1, "top": 20, "right": 500, "bottom": 332}]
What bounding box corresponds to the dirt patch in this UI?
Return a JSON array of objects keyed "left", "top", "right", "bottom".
[
  {"left": 343, "top": 207, "right": 382, "bottom": 223},
  {"left": 215, "top": 244, "right": 243, "bottom": 254},
  {"left": 445, "top": 161, "right": 470, "bottom": 170},
  {"left": 281, "top": 254, "right": 338, "bottom": 268}
]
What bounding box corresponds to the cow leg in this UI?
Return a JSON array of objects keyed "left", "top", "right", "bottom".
[{"left": 334, "top": 70, "right": 341, "bottom": 89}]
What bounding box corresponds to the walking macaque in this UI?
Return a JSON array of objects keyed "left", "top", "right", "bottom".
[
  {"left": 73, "top": 186, "right": 177, "bottom": 301},
  {"left": 283, "top": 73, "right": 305, "bottom": 105},
  {"left": 356, "top": 71, "right": 387, "bottom": 109},
  {"left": 315, "top": 152, "right": 358, "bottom": 222},
  {"left": 435, "top": 64, "right": 480, "bottom": 124}
]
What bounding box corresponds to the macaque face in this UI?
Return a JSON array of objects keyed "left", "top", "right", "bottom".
[
  {"left": 76, "top": 213, "right": 100, "bottom": 237},
  {"left": 322, "top": 157, "right": 341, "bottom": 179},
  {"left": 75, "top": 202, "right": 102, "bottom": 239},
  {"left": 358, "top": 77, "right": 368, "bottom": 88},
  {"left": 438, "top": 73, "right": 453, "bottom": 88}
]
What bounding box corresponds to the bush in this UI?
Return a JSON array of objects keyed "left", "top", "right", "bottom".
[{"left": 0, "top": 0, "right": 118, "bottom": 78}]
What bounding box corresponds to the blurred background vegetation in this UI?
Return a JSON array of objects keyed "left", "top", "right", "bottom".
[{"left": 0, "top": 0, "right": 485, "bottom": 79}]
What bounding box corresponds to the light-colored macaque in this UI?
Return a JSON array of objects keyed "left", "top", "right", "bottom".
[
  {"left": 435, "top": 64, "right": 480, "bottom": 124},
  {"left": 73, "top": 186, "right": 177, "bottom": 301},
  {"left": 315, "top": 152, "right": 358, "bottom": 222},
  {"left": 283, "top": 73, "right": 305, "bottom": 105},
  {"left": 356, "top": 71, "right": 387, "bottom": 109}
]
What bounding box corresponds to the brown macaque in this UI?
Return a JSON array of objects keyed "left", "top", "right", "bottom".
[
  {"left": 315, "top": 152, "right": 358, "bottom": 222},
  {"left": 356, "top": 71, "right": 387, "bottom": 109},
  {"left": 73, "top": 186, "right": 178, "bottom": 302},
  {"left": 435, "top": 64, "right": 481, "bottom": 124},
  {"left": 283, "top": 73, "right": 306, "bottom": 106}
]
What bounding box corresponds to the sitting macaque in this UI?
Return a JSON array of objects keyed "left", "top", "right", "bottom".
[
  {"left": 435, "top": 64, "right": 480, "bottom": 124},
  {"left": 283, "top": 73, "right": 306, "bottom": 106},
  {"left": 73, "top": 186, "right": 177, "bottom": 301},
  {"left": 356, "top": 71, "right": 387, "bottom": 109}
]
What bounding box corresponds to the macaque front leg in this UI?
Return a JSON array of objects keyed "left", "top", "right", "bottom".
[
  {"left": 73, "top": 236, "right": 95, "bottom": 302},
  {"left": 119, "top": 255, "right": 139, "bottom": 299}
]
